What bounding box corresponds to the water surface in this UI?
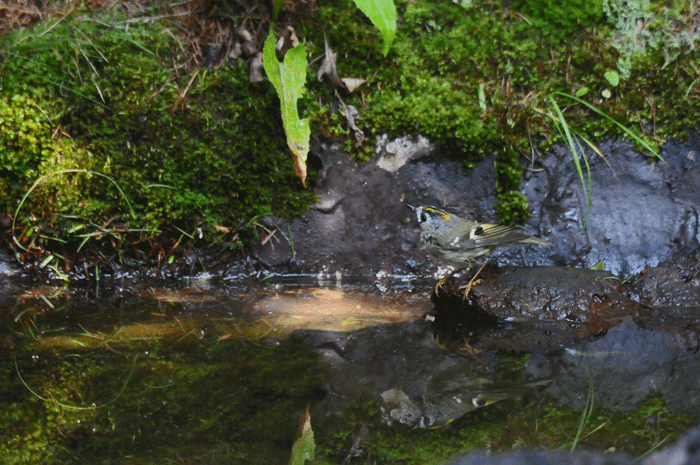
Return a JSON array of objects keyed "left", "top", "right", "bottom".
[{"left": 0, "top": 279, "right": 695, "bottom": 464}]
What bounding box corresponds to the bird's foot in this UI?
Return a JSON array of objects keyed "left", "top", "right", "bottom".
[
  {"left": 458, "top": 260, "right": 489, "bottom": 299},
  {"left": 459, "top": 279, "right": 483, "bottom": 299},
  {"left": 434, "top": 276, "right": 447, "bottom": 296}
]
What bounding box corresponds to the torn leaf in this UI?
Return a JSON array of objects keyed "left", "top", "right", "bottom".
[{"left": 263, "top": 28, "right": 310, "bottom": 187}]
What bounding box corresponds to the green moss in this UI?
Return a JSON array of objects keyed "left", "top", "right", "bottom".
[
  {"left": 512, "top": 0, "right": 604, "bottom": 40},
  {"left": 0, "top": 9, "right": 314, "bottom": 257},
  {"left": 3, "top": 0, "right": 700, "bottom": 255},
  {"left": 309, "top": 0, "right": 700, "bottom": 224},
  {"left": 493, "top": 144, "right": 530, "bottom": 224},
  {"left": 0, "top": 94, "right": 63, "bottom": 211}
]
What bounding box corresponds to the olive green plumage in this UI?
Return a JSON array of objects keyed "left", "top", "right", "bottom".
[{"left": 408, "top": 204, "right": 552, "bottom": 269}]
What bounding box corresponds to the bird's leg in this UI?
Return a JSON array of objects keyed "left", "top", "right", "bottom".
[
  {"left": 434, "top": 274, "right": 450, "bottom": 296},
  {"left": 462, "top": 341, "right": 484, "bottom": 358},
  {"left": 459, "top": 260, "right": 489, "bottom": 299},
  {"left": 434, "top": 267, "right": 464, "bottom": 296}
]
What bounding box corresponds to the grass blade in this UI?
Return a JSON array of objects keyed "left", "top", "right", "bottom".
[
  {"left": 549, "top": 98, "right": 592, "bottom": 230},
  {"left": 553, "top": 92, "right": 666, "bottom": 165}
]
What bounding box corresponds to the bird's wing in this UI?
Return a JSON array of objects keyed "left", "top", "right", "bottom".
[{"left": 452, "top": 223, "right": 529, "bottom": 249}]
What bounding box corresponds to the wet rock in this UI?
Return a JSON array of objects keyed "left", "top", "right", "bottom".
[
  {"left": 0, "top": 248, "right": 19, "bottom": 279},
  {"left": 432, "top": 262, "right": 700, "bottom": 349},
  {"left": 643, "top": 425, "right": 700, "bottom": 465},
  {"left": 430, "top": 265, "right": 650, "bottom": 335},
  {"left": 256, "top": 134, "right": 700, "bottom": 281},
  {"left": 523, "top": 138, "right": 700, "bottom": 277},
  {"left": 255, "top": 138, "right": 440, "bottom": 277},
  {"left": 630, "top": 248, "right": 700, "bottom": 308},
  {"left": 473, "top": 265, "right": 648, "bottom": 325},
  {"left": 255, "top": 137, "right": 549, "bottom": 278}
]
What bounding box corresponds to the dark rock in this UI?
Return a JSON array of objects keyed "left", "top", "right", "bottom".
[
  {"left": 255, "top": 137, "right": 549, "bottom": 278},
  {"left": 206, "top": 42, "right": 223, "bottom": 67},
  {"left": 630, "top": 248, "right": 700, "bottom": 307},
  {"left": 240, "top": 40, "right": 257, "bottom": 57},
  {"left": 256, "top": 135, "right": 700, "bottom": 280},
  {"left": 473, "top": 265, "right": 648, "bottom": 324},
  {"left": 0, "top": 248, "right": 19, "bottom": 280},
  {"left": 643, "top": 425, "right": 700, "bottom": 465},
  {"left": 444, "top": 449, "right": 632, "bottom": 465},
  {"left": 255, "top": 137, "right": 441, "bottom": 277},
  {"left": 523, "top": 138, "right": 700, "bottom": 276}
]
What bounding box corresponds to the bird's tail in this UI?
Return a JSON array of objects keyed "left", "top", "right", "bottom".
[{"left": 520, "top": 236, "right": 553, "bottom": 246}]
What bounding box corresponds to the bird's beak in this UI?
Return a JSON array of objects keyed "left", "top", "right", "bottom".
[{"left": 405, "top": 204, "right": 417, "bottom": 212}]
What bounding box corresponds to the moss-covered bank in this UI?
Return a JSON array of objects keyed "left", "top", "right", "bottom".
[
  {"left": 1, "top": 4, "right": 315, "bottom": 268},
  {"left": 1, "top": 0, "right": 699, "bottom": 268}
]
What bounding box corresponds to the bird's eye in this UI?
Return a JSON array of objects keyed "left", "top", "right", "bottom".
[
  {"left": 420, "top": 213, "right": 427, "bottom": 223},
  {"left": 474, "top": 226, "right": 484, "bottom": 235}
]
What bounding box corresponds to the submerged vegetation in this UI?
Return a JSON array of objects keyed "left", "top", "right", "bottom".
[{"left": 1, "top": 0, "right": 699, "bottom": 269}]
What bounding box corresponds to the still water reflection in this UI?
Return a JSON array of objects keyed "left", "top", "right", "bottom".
[{"left": 0, "top": 280, "right": 696, "bottom": 464}]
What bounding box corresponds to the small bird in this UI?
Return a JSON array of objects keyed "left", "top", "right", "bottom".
[
  {"left": 407, "top": 204, "right": 552, "bottom": 296},
  {"left": 421, "top": 360, "right": 553, "bottom": 427}
]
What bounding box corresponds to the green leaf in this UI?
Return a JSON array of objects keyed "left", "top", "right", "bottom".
[
  {"left": 604, "top": 70, "right": 620, "bottom": 87},
  {"left": 575, "top": 86, "right": 589, "bottom": 97},
  {"left": 289, "top": 407, "right": 315, "bottom": 465},
  {"left": 353, "top": 0, "right": 397, "bottom": 56},
  {"left": 272, "top": 0, "right": 286, "bottom": 20},
  {"left": 263, "top": 29, "right": 310, "bottom": 187}
]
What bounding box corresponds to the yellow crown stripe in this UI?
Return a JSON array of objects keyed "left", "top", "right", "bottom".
[{"left": 426, "top": 207, "right": 451, "bottom": 220}]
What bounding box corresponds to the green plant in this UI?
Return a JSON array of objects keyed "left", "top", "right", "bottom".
[
  {"left": 353, "top": 0, "right": 397, "bottom": 56},
  {"left": 265, "top": 0, "right": 397, "bottom": 186},
  {"left": 1, "top": 10, "right": 316, "bottom": 261},
  {"left": 263, "top": 29, "right": 311, "bottom": 187},
  {"left": 571, "top": 352, "right": 595, "bottom": 452},
  {"left": 547, "top": 98, "right": 593, "bottom": 230},
  {"left": 512, "top": 0, "right": 604, "bottom": 40},
  {"left": 603, "top": 0, "right": 700, "bottom": 79},
  {"left": 0, "top": 94, "right": 55, "bottom": 209}
]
